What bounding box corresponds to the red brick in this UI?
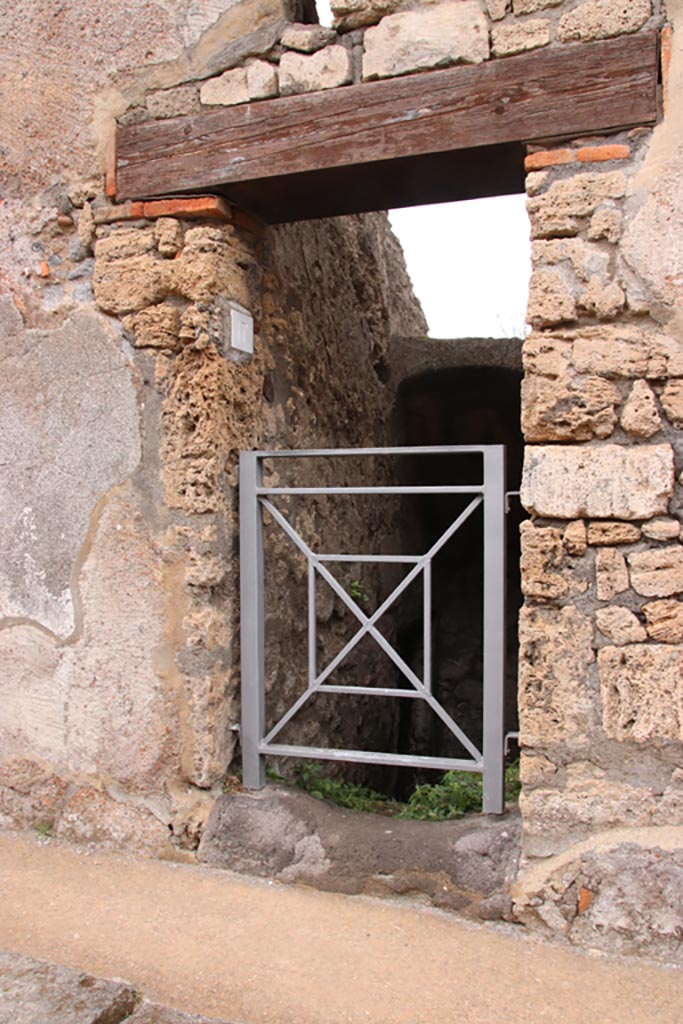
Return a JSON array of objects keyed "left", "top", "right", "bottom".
[
  {"left": 38, "top": 261, "right": 50, "bottom": 278},
  {"left": 576, "top": 144, "right": 630, "bottom": 164},
  {"left": 105, "top": 132, "right": 117, "bottom": 198},
  {"left": 93, "top": 202, "right": 145, "bottom": 225},
  {"left": 577, "top": 887, "right": 595, "bottom": 915},
  {"left": 142, "top": 196, "right": 232, "bottom": 221},
  {"left": 232, "top": 207, "right": 267, "bottom": 238},
  {"left": 524, "top": 149, "right": 575, "bottom": 172}
]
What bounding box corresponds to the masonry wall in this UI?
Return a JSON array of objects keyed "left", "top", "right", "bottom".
[{"left": 2, "top": 0, "right": 683, "bottom": 962}]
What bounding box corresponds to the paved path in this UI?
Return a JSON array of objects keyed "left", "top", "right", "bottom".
[{"left": 0, "top": 831, "right": 681, "bottom": 1024}]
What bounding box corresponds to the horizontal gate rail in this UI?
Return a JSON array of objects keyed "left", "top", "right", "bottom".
[{"left": 239, "top": 445, "right": 506, "bottom": 813}]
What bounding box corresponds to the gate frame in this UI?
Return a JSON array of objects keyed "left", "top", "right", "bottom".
[{"left": 239, "top": 445, "right": 506, "bottom": 814}]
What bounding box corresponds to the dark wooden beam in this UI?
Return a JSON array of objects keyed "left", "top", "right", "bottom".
[{"left": 116, "top": 32, "right": 658, "bottom": 221}]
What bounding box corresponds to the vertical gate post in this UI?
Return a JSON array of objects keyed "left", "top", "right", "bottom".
[
  {"left": 240, "top": 451, "right": 266, "bottom": 789},
  {"left": 482, "top": 446, "right": 506, "bottom": 814}
]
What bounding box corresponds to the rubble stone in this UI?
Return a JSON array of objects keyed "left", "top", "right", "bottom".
[
  {"left": 528, "top": 172, "right": 626, "bottom": 238},
  {"left": 595, "top": 606, "right": 646, "bottom": 644},
  {"left": 281, "top": 23, "right": 337, "bottom": 52},
  {"left": 522, "top": 373, "right": 618, "bottom": 440},
  {"left": 280, "top": 45, "right": 352, "bottom": 95},
  {"left": 514, "top": 0, "right": 562, "bottom": 11},
  {"left": 526, "top": 267, "right": 577, "bottom": 326},
  {"left": 200, "top": 68, "right": 249, "bottom": 106},
  {"left": 522, "top": 334, "right": 571, "bottom": 377},
  {"left": 518, "top": 605, "right": 596, "bottom": 747},
  {"left": 587, "top": 522, "right": 642, "bottom": 546},
  {"left": 661, "top": 380, "right": 683, "bottom": 427},
  {"left": 492, "top": 20, "right": 550, "bottom": 56},
  {"left": 362, "top": 2, "right": 489, "bottom": 80},
  {"left": 570, "top": 325, "right": 649, "bottom": 377},
  {"left": 579, "top": 275, "right": 625, "bottom": 318},
  {"left": 599, "top": 644, "right": 683, "bottom": 742},
  {"left": 146, "top": 85, "right": 199, "bottom": 119},
  {"left": 122, "top": 303, "right": 180, "bottom": 350},
  {"left": 642, "top": 518, "right": 680, "bottom": 541},
  {"left": 644, "top": 600, "right": 683, "bottom": 643},
  {"left": 595, "top": 547, "right": 629, "bottom": 601},
  {"left": 485, "top": 0, "right": 510, "bottom": 18},
  {"left": 154, "top": 218, "right": 183, "bottom": 257},
  {"left": 620, "top": 380, "right": 661, "bottom": 438},
  {"left": 521, "top": 444, "right": 674, "bottom": 520},
  {"left": 247, "top": 60, "right": 279, "bottom": 100},
  {"left": 520, "top": 522, "right": 576, "bottom": 600},
  {"left": 588, "top": 204, "right": 622, "bottom": 242},
  {"left": 558, "top": 0, "right": 652, "bottom": 44},
  {"left": 628, "top": 546, "right": 683, "bottom": 598},
  {"left": 563, "top": 520, "right": 587, "bottom": 556}
]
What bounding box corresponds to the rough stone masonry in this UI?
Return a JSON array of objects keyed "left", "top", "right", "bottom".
[{"left": 2, "top": 0, "right": 683, "bottom": 964}]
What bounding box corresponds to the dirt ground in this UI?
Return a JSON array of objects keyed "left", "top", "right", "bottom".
[{"left": 0, "top": 829, "right": 681, "bottom": 1024}]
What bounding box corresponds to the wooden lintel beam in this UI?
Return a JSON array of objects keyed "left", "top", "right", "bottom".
[{"left": 116, "top": 32, "right": 659, "bottom": 210}]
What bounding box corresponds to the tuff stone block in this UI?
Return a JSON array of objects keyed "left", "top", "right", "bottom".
[
  {"left": 280, "top": 45, "right": 353, "bottom": 95},
  {"left": 492, "top": 20, "right": 550, "bottom": 57},
  {"left": 628, "top": 546, "right": 683, "bottom": 598},
  {"left": 521, "top": 445, "right": 674, "bottom": 520},
  {"left": 558, "top": 0, "right": 652, "bottom": 44},
  {"left": 595, "top": 548, "right": 630, "bottom": 601},
  {"left": 644, "top": 600, "right": 683, "bottom": 643},
  {"left": 599, "top": 643, "right": 683, "bottom": 743},
  {"left": 362, "top": 2, "right": 489, "bottom": 81}
]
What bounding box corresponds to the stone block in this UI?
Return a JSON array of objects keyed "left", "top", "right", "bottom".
[
  {"left": 527, "top": 172, "right": 626, "bottom": 238},
  {"left": 563, "top": 520, "right": 587, "bottom": 556},
  {"left": 558, "top": 0, "right": 652, "bottom": 43},
  {"left": 526, "top": 267, "right": 577, "bottom": 326},
  {"left": 247, "top": 60, "right": 279, "bottom": 100},
  {"left": 521, "top": 444, "right": 674, "bottom": 520},
  {"left": 280, "top": 45, "right": 352, "bottom": 95},
  {"left": 522, "top": 334, "right": 571, "bottom": 378},
  {"left": 642, "top": 518, "right": 681, "bottom": 541},
  {"left": 485, "top": 0, "right": 509, "bottom": 18},
  {"left": 595, "top": 547, "right": 629, "bottom": 601},
  {"left": 620, "top": 380, "right": 661, "bottom": 439},
  {"left": 595, "top": 606, "right": 646, "bottom": 645},
  {"left": 587, "top": 522, "right": 641, "bottom": 546},
  {"left": 661, "top": 380, "right": 683, "bottom": 427},
  {"left": 95, "top": 229, "right": 156, "bottom": 261},
  {"left": 331, "top": 0, "right": 402, "bottom": 31},
  {"left": 570, "top": 325, "right": 649, "bottom": 378},
  {"left": 362, "top": 2, "right": 489, "bottom": 81},
  {"left": 122, "top": 303, "right": 181, "bottom": 350},
  {"left": 171, "top": 227, "right": 250, "bottom": 307},
  {"left": 55, "top": 786, "right": 172, "bottom": 855},
  {"left": 491, "top": 20, "right": 550, "bottom": 57},
  {"left": 579, "top": 275, "right": 625, "bottom": 318},
  {"left": 281, "top": 23, "right": 337, "bottom": 52},
  {"left": 518, "top": 605, "right": 596, "bottom": 747},
  {"left": 532, "top": 237, "right": 610, "bottom": 283},
  {"left": 200, "top": 68, "right": 249, "bottom": 106},
  {"left": 129, "top": 1005, "right": 230, "bottom": 1024},
  {"left": 521, "top": 373, "right": 618, "bottom": 441},
  {"left": 628, "top": 546, "right": 683, "bottom": 598},
  {"left": 146, "top": 85, "right": 199, "bottom": 119},
  {"left": 93, "top": 254, "right": 171, "bottom": 315},
  {"left": 588, "top": 204, "right": 622, "bottom": 242},
  {"left": 0, "top": 951, "right": 137, "bottom": 1024},
  {"left": 514, "top": 0, "right": 562, "bottom": 11},
  {"left": 644, "top": 599, "right": 683, "bottom": 643},
  {"left": 599, "top": 644, "right": 683, "bottom": 742},
  {"left": 154, "top": 218, "right": 183, "bottom": 257},
  {"left": 520, "top": 522, "right": 568, "bottom": 600}
]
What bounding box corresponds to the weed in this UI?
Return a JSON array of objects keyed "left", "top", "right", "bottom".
[
  {"left": 348, "top": 580, "right": 370, "bottom": 608},
  {"left": 294, "top": 764, "right": 394, "bottom": 814},
  {"left": 35, "top": 821, "right": 53, "bottom": 838},
  {"left": 295, "top": 761, "right": 521, "bottom": 821}
]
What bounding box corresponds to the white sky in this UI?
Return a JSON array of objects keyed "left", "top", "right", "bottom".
[{"left": 389, "top": 195, "right": 532, "bottom": 339}]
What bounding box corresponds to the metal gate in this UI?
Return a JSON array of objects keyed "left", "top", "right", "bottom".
[{"left": 239, "top": 446, "right": 506, "bottom": 814}]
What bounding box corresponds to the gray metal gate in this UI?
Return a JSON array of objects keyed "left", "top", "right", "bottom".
[{"left": 239, "top": 446, "right": 506, "bottom": 814}]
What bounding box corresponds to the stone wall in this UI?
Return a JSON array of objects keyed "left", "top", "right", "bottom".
[
  {"left": 510, "top": 11, "right": 683, "bottom": 953},
  {"left": 3, "top": 0, "right": 683, "bottom": 962}
]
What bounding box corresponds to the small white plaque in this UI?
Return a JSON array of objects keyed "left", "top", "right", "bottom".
[{"left": 230, "top": 304, "right": 254, "bottom": 354}]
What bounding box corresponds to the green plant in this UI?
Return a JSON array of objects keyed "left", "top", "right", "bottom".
[
  {"left": 295, "top": 763, "right": 393, "bottom": 814},
  {"left": 348, "top": 580, "right": 370, "bottom": 608},
  {"left": 35, "top": 821, "right": 53, "bottom": 838},
  {"left": 294, "top": 760, "right": 521, "bottom": 821}
]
